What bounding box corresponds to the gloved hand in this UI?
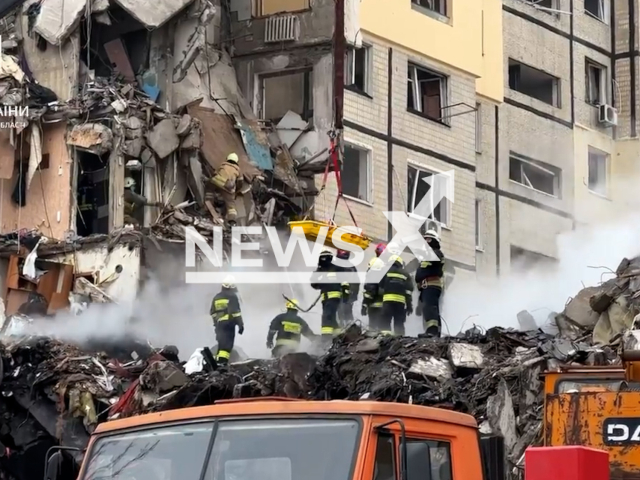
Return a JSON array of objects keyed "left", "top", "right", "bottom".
[
  {"left": 406, "top": 304, "right": 413, "bottom": 315},
  {"left": 266, "top": 340, "right": 273, "bottom": 349},
  {"left": 415, "top": 302, "right": 423, "bottom": 317},
  {"left": 238, "top": 325, "right": 244, "bottom": 335},
  {"left": 360, "top": 304, "right": 368, "bottom": 316}
]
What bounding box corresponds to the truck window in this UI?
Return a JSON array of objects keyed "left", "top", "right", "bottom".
[
  {"left": 373, "top": 434, "right": 395, "bottom": 480},
  {"left": 406, "top": 439, "right": 452, "bottom": 480}
]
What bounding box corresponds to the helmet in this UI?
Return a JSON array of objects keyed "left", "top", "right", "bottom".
[
  {"left": 222, "top": 275, "right": 236, "bottom": 289},
  {"left": 375, "top": 243, "right": 386, "bottom": 257},
  {"left": 387, "top": 242, "right": 401, "bottom": 255},
  {"left": 227, "top": 153, "right": 239, "bottom": 164},
  {"left": 319, "top": 249, "right": 333, "bottom": 259},
  {"left": 369, "top": 257, "right": 384, "bottom": 271},
  {"left": 424, "top": 229, "right": 440, "bottom": 243},
  {"left": 389, "top": 255, "right": 404, "bottom": 266},
  {"left": 336, "top": 249, "right": 350, "bottom": 260},
  {"left": 286, "top": 299, "right": 299, "bottom": 310},
  {"left": 124, "top": 177, "right": 136, "bottom": 188}
]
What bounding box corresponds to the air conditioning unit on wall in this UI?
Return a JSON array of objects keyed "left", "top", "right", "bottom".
[{"left": 598, "top": 104, "right": 618, "bottom": 127}]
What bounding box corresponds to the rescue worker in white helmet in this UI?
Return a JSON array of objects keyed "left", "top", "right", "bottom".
[
  {"left": 378, "top": 255, "right": 413, "bottom": 335},
  {"left": 124, "top": 177, "right": 163, "bottom": 226},
  {"left": 210, "top": 275, "right": 244, "bottom": 365},
  {"left": 208, "top": 153, "right": 242, "bottom": 226},
  {"left": 267, "top": 299, "right": 316, "bottom": 357},
  {"left": 310, "top": 249, "right": 343, "bottom": 345},
  {"left": 415, "top": 229, "right": 445, "bottom": 337}
]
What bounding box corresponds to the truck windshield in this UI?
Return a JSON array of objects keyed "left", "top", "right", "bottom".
[{"left": 81, "top": 418, "right": 360, "bottom": 480}]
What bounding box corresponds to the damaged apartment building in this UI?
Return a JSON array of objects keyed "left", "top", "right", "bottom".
[{"left": 0, "top": 0, "right": 332, "bottom": 318}]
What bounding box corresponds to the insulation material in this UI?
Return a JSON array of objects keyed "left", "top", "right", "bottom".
[
  {"left": 237, "top": 119, "right": 273, "bottom": 171},
  {"left": 34, "top": 0, "right": 87, "bottom": 46},
  {"left": 113, "top": 0, "right": 196, "bottom": 29}
]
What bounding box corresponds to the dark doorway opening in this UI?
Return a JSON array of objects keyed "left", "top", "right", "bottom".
[{"left": 76, "top": 151, "right": 110, "bottom": 236}]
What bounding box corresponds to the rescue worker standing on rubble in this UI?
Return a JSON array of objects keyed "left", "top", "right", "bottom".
[
  {"left": 310, "top": 250, "right": 343, "bottom": 344},
  {"left": 336, "top": 249, "right": 359, "bottom": 326},
  {"left": 379, "top": 254, "right": 413, "bottom": 335},
  {"left": 124, "top": 177, "right": 163, "bottom": 226},
  {"left": 209, "top": 153, "right": 242, "bottom": 227},
  {"left": 362, "top": 243, "right": 386, "bottom": 331},
  {"left": 415, "top": 229, "right": 445, "bottom": 337},
  {"left": 210, "top": 275, "right": 244, "bottom": 365},
  {"left": 266, "top": 299, "right": 316, "bottom": 357}
]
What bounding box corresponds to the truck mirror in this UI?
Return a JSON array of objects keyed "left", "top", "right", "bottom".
[{"left": 45, "top": 451, "right": 63, "bottom": 480}]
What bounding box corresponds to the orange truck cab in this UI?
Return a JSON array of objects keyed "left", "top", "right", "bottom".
[
  {"left": 543, "top": 353, "right": 640, "bottom": 479},
  {"left": 43, "top": 398, "right": 505, "bottom": 480}
]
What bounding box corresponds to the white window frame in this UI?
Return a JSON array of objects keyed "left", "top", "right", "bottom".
[
  {"left": 342, "top": 140, "right": 373, "bottom": 205},
  {"left": 509, "top": 153, "right": 561, "bottom": 198},
  {"left": 475, "top": 199, "right": 483, "bottom": 251},
  {"left": 475, "top": 102, "right": 482, "bottom": 153},
  {"left": 407, "top": 64, "right": 449, "bottom": 123},
  {"left": 345, "top": 44, "right": 372, "bottom": 95},
  {"left": 407, "top": 161, "right": 453, "bottom": 228},
  {"left": 523, "top": 0, "right": 557, "bottom": 13},
  {"left": 587, "top": 146, "right": 609, "bottom": 197},
  {"left": 584, "top": 0, "right": 609, "bottom": 23},
  {"left": 586, "top": 59, "right": 607, "bottom": 106}
]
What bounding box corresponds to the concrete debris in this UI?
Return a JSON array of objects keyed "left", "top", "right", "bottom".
[
  {"left": 448, "top": 343, "right": 484, "bottom": 370},
  {"left": 114, "top": 0, "right": 196, "bottom": 29},
  {"left": 67, "top": 123, "right": 114, "bottom": 155},
  {"left": 34, "top": 0, "right": 86, "bottom": 45},
  {"left": 147, "top": 118, "right": 180, "bottom": 159}
]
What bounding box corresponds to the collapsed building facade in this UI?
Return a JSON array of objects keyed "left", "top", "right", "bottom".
[{"left": 0, "top": 0, "right": 356, "bottom": 316}]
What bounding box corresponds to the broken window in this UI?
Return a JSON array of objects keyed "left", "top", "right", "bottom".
[
  {"left": 411, "top": 0, "right": 447, "bottom": 17},
  {"left": 261, "top": 70, "right": 313, "bottom": 123},
  {"left": 588, "top": 147, "right": 608, "bottom": 196},
  {"left": 585, "top": 0, "right": 608, "bottom": 21},
  {"left": 509, "top": 152, "right": 561, "bottom": 197},
  {"left": 79, "top": 4, "right": 150, "bottom": 82},
  {"left": 508, "top": 59, "right": 560, "bottom": 107},
  {"left": 342, "top": 143, "right": 371, "bottom": 203},
  {"left": 256, "top": 0, "right": 310, "bottom": 16},
  {"left": 407, "top": 165, "right": 452, "bottom": 227},
  {"left": 511, "top": 245, "right": 557, "bottom": 270},
  {"left": 76, "top": 151, "right": 110, "bottom": 236},
  {"left": 585, "top": 59, "right": 607, "bottom": 106},
  {"left": 407, "top": 64, "right": 448, "bottom": 122},
  {"left": 345, "top": 45, "right": 371, "bottom": 94},
  {"left": 406, "top": 439, "right": 453, "bottom": 480}
]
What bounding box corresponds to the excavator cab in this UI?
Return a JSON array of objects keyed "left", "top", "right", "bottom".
[{"left": 543, "top": 351, "right": 640, "bottom": 479}]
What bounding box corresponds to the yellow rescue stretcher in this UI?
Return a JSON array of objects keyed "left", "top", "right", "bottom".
[{"left": 288, "top": 220, "right": 371, "bottom": 250}]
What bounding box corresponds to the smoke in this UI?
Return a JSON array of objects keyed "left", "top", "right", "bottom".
[{"left": 443, "top": 170, "right": 640, "bottom": 335}]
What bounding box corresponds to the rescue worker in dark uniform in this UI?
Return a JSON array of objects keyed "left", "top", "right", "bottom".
[
  {"left": 266, "top": 299, "right": 316, "bottom": 357},
  {"left": 379, "top": 255, "right": 413, "bottom": 336},
  {"left": 361, "top": 243, "right": 386, "bottom": 331},
  {"left": 336, "top": 249, "right": 359, "bottom": 327},
  {"left": 210, "top": 275, "right": 244, "bottom": 365},
  {"left": 415, "top": 229, "right": 445, "bottom": 337},
  {"left": 310, "top": 250, "right": 342, "bottom": 344},
  {"left": 124, "top": 177, "right": 162, "bottom": 226}
]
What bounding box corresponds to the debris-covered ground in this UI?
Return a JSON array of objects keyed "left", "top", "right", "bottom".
[{"left": 3, "top": 256, "right": 640, "bottom": 480}]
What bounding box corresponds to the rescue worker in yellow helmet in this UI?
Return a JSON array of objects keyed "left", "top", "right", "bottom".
[
  {"left": 267, "top": 299, "right": 316, "bottom": 357},
  {"left": 416, "top": 229, "right": 445, "bottom": 337},
  {"left": 379, "top": 255, "right": 413, "bottom": 335},
  {"left": 210, "top": 275, "right": 244, "bottom": 365},
  {"left": 124, "top": 177, "right": 163, "bottom": 226},
  {"left": 310, "top": 249, "right": 343, "bottom": 344},
  {"left": 209, "top": 153, "right": 242, "bottom": 226}
]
